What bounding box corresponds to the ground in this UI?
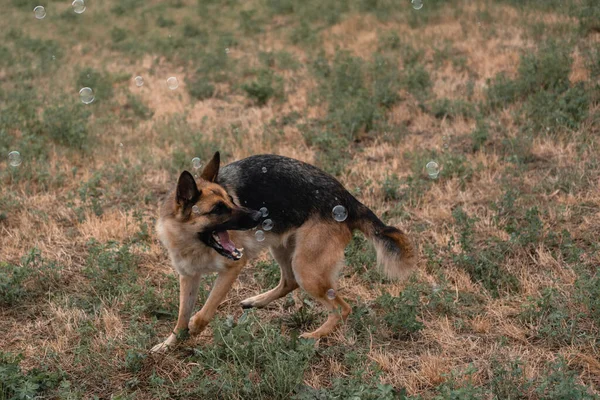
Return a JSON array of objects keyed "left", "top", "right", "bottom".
[{"left": 1, "top": 0, "right": 599, "bottom": 398}]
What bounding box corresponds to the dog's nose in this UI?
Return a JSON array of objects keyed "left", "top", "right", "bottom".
[{"left": 251, "top": 211, "right": 262, "bottom": 221}]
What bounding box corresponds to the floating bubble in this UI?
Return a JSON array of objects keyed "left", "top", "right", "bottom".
[
  {"left": 255, "top": 230, "right": 265, "bottom": 242},
  {"left": 192, "top": 205, "right": 200, "bottom": 214},
  {"left": 8, "top": 151, "right": 22, "bottom": 167},
  {"left": 33, "top": 6, "right": 46, "bottom": 19},
  {"left": 326, "top": 289, "right": 336, "bottom": 300},
  {"left": 261, "top": 167, "right": 267, "bottom": 173},
  {"left": 192, "top": 157, "right": 202, "bottom": 170},
  {"left": 51, "top": 55, "right": 56, "bottom": 61},
  {"left": 134, "top": 76, "right": 144, "bottom": 87},
  {"left": 332, "top": 205, "right": 347, "bottom": 222},
  {"left": 167, "top": 77, "right": 179, "bottom": 90},
  {"left": 225, "top": 48, "right": 230, "bottom": 54},
  {"left": 259, "top": 207, "right": 269, "bottom": 218},
  {"left": 72, "top": 0, "right": 86, "bottom": 14},
  {"left": 426, "top": 161, "right": 439, "bottom": 179},
  {"left": 411, "top": 0, "right": 423, "bottom": 10},
  {"left": 79, "top": 87, "right": 94, "bottom": 104},
  {"left": 262, "top": 219, "right": 273, "bottom": 231}
]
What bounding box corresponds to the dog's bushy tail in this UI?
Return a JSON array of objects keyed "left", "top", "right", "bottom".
[{"left": 353, "top": 205, "right": 416, "bottom": 280}]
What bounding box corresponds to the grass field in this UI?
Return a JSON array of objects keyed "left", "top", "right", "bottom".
[{"left": 1, "top": 0, "right": 599, "bottom": 398}]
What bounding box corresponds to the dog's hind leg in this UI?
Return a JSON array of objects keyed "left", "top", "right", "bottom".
[
  {"left": 240, "top": 244, "right": 298, "bottom": 309},
  {"left": 292, "top": 220, "right": 352, "bottom": 340},
  {"left": 151, "top": 273, "right": 203, "bottom": 353}
]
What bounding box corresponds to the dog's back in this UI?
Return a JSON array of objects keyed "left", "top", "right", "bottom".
[{"left": 218, "top": 154, "right": 365, "bottom": 233}]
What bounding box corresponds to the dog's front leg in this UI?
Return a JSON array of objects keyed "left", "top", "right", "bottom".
[
  {"left": 189, "top": 265, "right": 242, "bottom": 335},
  {"left": 151, "top": 273, "right": 202, "bottom": 353}
]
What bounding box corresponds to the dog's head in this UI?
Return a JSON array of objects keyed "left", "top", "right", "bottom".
[{"left": 159, "top": 151, "right": 262, "bottom": 261}]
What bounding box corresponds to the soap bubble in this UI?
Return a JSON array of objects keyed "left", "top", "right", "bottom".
[
  {"left": 192, "top": 157, "right": 202, "bottom": 170},
  {"left": 255, "top": 230, "right": 265, "bottom": 242},
  {"left": 33, "top": 6, "right": 46, "bottom": 19},
  {"left": 225, "top": 48, "right": 230, "bottom": 54},
  {"left": 332, "top": 205, "right": 347, "bottom": 222},
  {"left": 72, "top": 0, "right": 86, "bottom": 14},
  {"left": 326, "top": 289, "right": 336, "bottom": 300},
  {"left": 411, "top": 0, "right": 423, "bottom": 10},
  {"left": 167, "top": 77, "right": 179, "bottom": 90},
  {"left": 262, "top": 167, "right": 267, "bottom": 173},
  {"left": 8, "top": 151, "right": 22, "bottom": 167},
  {"left": 134, "top": 76, "right": 144, "bottom": 87},
  {"left": 426, "top": 161, "right": 439, "bottom": 179},
  {"left": 259, "top": 207, "right": 269, "bottom": 218},
  {"left": 262, "top": 219, "right": 273, "bottom": 231},
  {"left": 192, "top": 205, "right": 200, "bottom": 214},
  {"left": 79, "top": 87, "right": 94, "bottom": 104}
]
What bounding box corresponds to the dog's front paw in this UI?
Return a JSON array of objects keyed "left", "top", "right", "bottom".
[{"left": 150, "top": 334, "right": 177, "bottom": 353}]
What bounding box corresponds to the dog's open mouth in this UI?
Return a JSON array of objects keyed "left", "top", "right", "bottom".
[{"left": 209, "top": 230, "right": 244, "bottom": 261}]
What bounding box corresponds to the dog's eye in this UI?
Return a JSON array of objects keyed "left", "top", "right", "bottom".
[{"left": 210, "top": 202, "right": 229, "bottom": 215}]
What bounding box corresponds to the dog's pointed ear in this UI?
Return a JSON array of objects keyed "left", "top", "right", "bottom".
[
  {"left": 176, "top": 171, "right": 200, "bottom": 206},
  {"left": 201, "top": 151, "right": 220, "bottom": 182}
]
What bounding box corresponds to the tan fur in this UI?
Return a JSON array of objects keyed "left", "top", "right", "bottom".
[
  {"left": 290, "top": 219, "right": 353, "bottom": 339},
  {"left": 373, "top": 229, "right": 417, "bottom": 281},
  {"left": 358, "top": 218, "right": 417, "bottom": 281}
]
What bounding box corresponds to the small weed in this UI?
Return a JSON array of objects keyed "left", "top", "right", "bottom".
[
  {"left": 253, "top": 259, "right": 280, "bottom": 289},
  {"left": 294, "top": 355, "right": 402, "bottom": 399},
  {"left": 0, "top": 352, "right": 64, "bottom": 400},
  {"left": 535, "top": 358, "right": 598, "bottom": 399},
  {"left": 382, "top": 173, "right": 401, "bottom": 201},
  {"left": 375, "top": 284, "right": 423, "bottom": 339},
  {"left": 344, "top": 232, "right": 380, "bottom": 283},
  {"left": 575, "top": 272, "right": 600, "bottom": 329},
  {"left": 490, "top": 358, "right": 530, "bottom": 399},
  {"left": 110, "top": 27, "right": 128, "bottom": 43},
  {"left": 403, "top": 64, "right": 431, "bottom": 101},
  {"left": 283, "top": 298, "right": 320, "bottom": 332},
  {"left": 241, "top": 69, "right": 284, "bottom": 106},
  {"left": 519, "top": 287, "right": 579, "bottom": 347},
  {"left": 186, "top": 77, "right": 215, "bottom": 100},
  {"left": 76, "top": 67, "right": 114, "bottom": 105},
  {"left": 451, "top": 207, "right": 519, "bottom": 297},
  {"left": 185, "top": 312, "right": 315, "bottom": 399},
  {"left": 111, "top": 0, "right": 143, "bottom": 16},
  {"left": 123, "top": 93, "right": 154, "bottom": 121},
  {"left": 0, "top": 249, "right": 60, "bottom": 306},
  {"left": 470, "top": 118, "right": 489, "bottom": 152},
  {"left": 43, "top": 102, "right": 91, "bottom": 150},
  {"left": 83, "top": 240, "right": 137, "bottom": 302},
  {"left": 430, "top": 98, "right": 476, "bottom": 120},
  {"left": 156, "top": 15, "right": 175, "bottom": 28},
  {"left": 431, "top": 365, "right": 483, "bottom": 400}
]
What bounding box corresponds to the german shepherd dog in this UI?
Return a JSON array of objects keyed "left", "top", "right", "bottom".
[{"left": 151, "top": 152, "right": 416, "bottom": 352}]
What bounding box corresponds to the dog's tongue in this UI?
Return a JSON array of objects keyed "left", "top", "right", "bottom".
[{"left": 217, "top": 231, "right": 236, "bottom": 253}]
